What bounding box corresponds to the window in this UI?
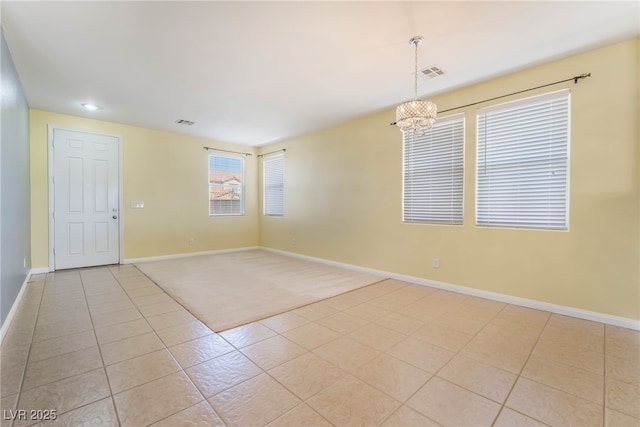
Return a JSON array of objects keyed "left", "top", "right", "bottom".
[
  {"left": 208, "top": 154, "right": 244, "bottom": 215},
  {"left": 476, "top": 90, "right": 570, "bottom": 229},
  {"left": 263, "top": 153, "right": 284, "bottom": 216},
  {"left": 403, "top": 114, "right": 465, "bottom": 224}
]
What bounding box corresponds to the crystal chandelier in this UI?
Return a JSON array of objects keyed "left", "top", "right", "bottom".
[{"left": 395, "top": 36, "right": 437, "bottom": 133}]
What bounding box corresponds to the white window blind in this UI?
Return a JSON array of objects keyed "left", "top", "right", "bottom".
[
  {"left": 208, "top": 154, "right": 244, "bottom": 216},
  {"left": 476, "top": 89, "right": 570, "bottom": 229},
  {"left": 403, "top": 114, "right": 465, "bottom": 224},
  {"left": 263, "top": 153, "right": 284, "bottom": 216}
]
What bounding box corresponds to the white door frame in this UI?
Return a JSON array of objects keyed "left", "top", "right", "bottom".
[{"left": 48, "top": 125, "right": 124, "bottom": 271}]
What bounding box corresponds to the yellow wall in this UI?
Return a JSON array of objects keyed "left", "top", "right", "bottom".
[
  {"left": 30, "top": 111, "right": 259, "bottom": 266},
  {"left": 259, "top": 38, "right": 640, "bottom": 320}
]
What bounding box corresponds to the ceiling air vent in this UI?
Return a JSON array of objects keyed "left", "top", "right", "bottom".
[
  {"left": 175, "top": 119, "right": 195, "bottom": 126},
  {"left": 421, "top": 65, "right": 446, "bottom": 78}
]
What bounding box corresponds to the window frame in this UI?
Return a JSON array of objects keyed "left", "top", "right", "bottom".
[
  {"left": 263, "top": 153, "right": 285, "bottom": 217},
  {"left": 402, "top": 113, "right": 465, "bottom": 225},
  {"left": 475, "top": 89, "right": 570, "bottom": 230},
  {"left": 208, "top": 153, "right": 245, "bottom": 216}
]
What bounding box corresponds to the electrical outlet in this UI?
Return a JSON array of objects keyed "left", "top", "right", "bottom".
[
  {"left": 188, "top": 238, "right": 195, "bottom": 246},
  {"left": 432, "top": 258, "right": 440, "bottom": 269}
]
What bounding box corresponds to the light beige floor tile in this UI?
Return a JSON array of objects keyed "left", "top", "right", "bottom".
[
  {"left": 38, "top": 307, "right": 91, "bottom": 326},
  {"left": 219, "top": 322, "right": 277, "bottom": 348},
  {"left": 169, "top": 334, "right": 234, "bottom": 368},
  {"left": 16, "top": 369, "right": 110, "bottom": 423},
  {"left": 321, "top": 294, "right": 363, "bottom": 311},
  {"left": 548, "top": 314, "right": 605, "bottom": 335},
  {"left": 493, "top": 408, "right": 547, "bottom": 427},
  {"left": 607, "top": 354, "right": 640, "bottom": 386},
  {"left": 460, "top": 334, "right": 533, "bottom": 374},
  {"left": 387, "top": 336, "right": 454, "bottom": 374},
  {"left": 605, "top": 408, "right": 640, "bottom": 427},
  {"left": 429, "top": 311, "right": 488, "bottom": 335},
  {"left": 606, "top": 377, "right": 640, "bottom": 419},
  {"left": 533, "top": 339, "right": 604, "bottom": 375},
  {"left": 522, "top": 354, "right": 604, "bottom": 403},
  {"left": 344, "top": 303, "right": 392, "bottom": 322},
  {"left": 209, "top": 373, "right": 300, "bottom": 427},
  {"left": 28, "top": 330, "right": 97, "bottom": 363},
  {"left": 1, "top": 394, "right": 18, "bottom": 418},
  {"left": 292, "top": 303, "right": 338, "bottom": 321},
  {"left": 1, "top": 363, "right": 26, "bottom": 398},
  {"left": 22, "top": 347, "right": 103, "bottom": 391},
  {"left": 260, "top": 312, "right": 310, "bottom": 333},
  {"left": 412, "top": 322, "right": 473, "bottom": 352},
  {"left": 241, "top": 335, "right": 306, "bottom": 370},
  {"left": 89, "top": 299, "right": 137, "bottom": 316},
  {"left": 316, "top": 312, "right": 368, "bottom": 335},
  {"left": 307, "top": 375, "right": 400, "bottom": 426},
  {"left": 269, "top": 352, "right": 346, "bottom": 400},
  {"left": 91, "top": 306, "right": 143, "bottom": 329},
  {"left": 282, "top": 322, "right": 341, "bottom": 350},
  {"left": 266, "top": 403, "right": 332, "bottom": 427},
  {"left": 368, "top": 293, "right": 415, "bottom": 311},
  {"left": 607, "top": 333, "right": 640, "bottom": 362},
  {"left": 137, "top": 300, "right": 184, "bottom": 317},
  {"left": 347, "top": 323, "right": 406, "bottom": 351},
  {"left": 101, "top": 331, "right": 165, "bottom": 365},
  {"left": 381, "top": 405, "right": 442, "bottom": 427},
  {"left": 145, "top": 309, "right": 198, "bottom": 331},
  {"left": 131, "top": 293, "right": 174, "bottom": 307},
  {"left": 373, "top": 312, "right": 425, "bottom": 335},
  {"left": 538, "top": 324, "right": 604, "bottom": 353},
  {"left": 507, "top": 377, "right": 603, "bottom": 426},
  {"left": 156, "top": 319, "right": 213, "bottom": 347},
  {"left": 106, "top": 349, "right": 181, "bottom": 394},
  {"left": 125, "top": 284, "right": 164, "bottom": 299},
  {"left": 186, "top": 351, "right": 263, "bottom": 397},
  {"left": 313, "top": 336, "right": 380, "bottom": 372},
  {"left": 95, "top": 318, "right": 152, "bottom": 344},
  {"left": 86, "top": 290, "right": 129, "bottom": 306},
  {"left": 45, "top": 397, "right": 118, "bottom": 427},
  {"left": 32, "top": 318, "right": 93, "bottom": 342},
  {"left": 0, "top": 344, "right": 30, "bottom": 371},
  {"left": 354, "top": 354, "right": 431, "bottom": 402},
  {"left": 437, "top": 354, "right": 517, "bottom": 404},
  {"left": 113, "top": 371, "right": 203, "bottom": 427},
  {"left": 407, "top": 377, "right": 501, "bottom": 427},
  {"left": 151, "top": 401, "right": 225, "bottom": 427}
]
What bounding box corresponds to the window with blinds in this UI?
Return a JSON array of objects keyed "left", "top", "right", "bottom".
[
  {"left": 403, "top": 114, "right": 465, "bottom": 224},
  {"left": 476, "top": 89, "right": 570, "bottom": 229},
  {"left": 208, "top": 154, "right": 244, "bottom": 216},
  {"left": 263, "top": 153, "right": 284, "bottom": 216}
]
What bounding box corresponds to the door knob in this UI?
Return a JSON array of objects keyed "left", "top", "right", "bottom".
[{"left": 112, "top": 215, "right": 118, "bottom": 219}]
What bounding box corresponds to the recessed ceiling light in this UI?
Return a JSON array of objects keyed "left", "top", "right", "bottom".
[{"left": 81, "top": 103, "right": 102, "bottom": 111}]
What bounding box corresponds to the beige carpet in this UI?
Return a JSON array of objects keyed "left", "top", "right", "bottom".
[{"left": 135, "top": 249, "right": 384, "bottom": 331}]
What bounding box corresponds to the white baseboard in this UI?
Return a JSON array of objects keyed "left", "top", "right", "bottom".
[
  {"left": 124, "top": 246, "right": 260, "bottom": 265},
  {"left": 262, "top": 246, "right": 640, "bottom": 331},
  {"left": 0, "top": 269, "right": 35, "bottom": 345}
]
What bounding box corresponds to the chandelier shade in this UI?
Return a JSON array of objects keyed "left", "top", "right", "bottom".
[
  {"left": 396, "top": 99, "right": 437, "bottom": 132},
  {"left": 396, "top": 36, "right": 437, "bottom": 133}
]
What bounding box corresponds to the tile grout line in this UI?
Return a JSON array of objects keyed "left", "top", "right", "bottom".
[
  {"left": 11, "top": 274, "right": 46, "bottom": 427},
  {"left": 81, "top": 267, "right": 123, "bottom": 427}
]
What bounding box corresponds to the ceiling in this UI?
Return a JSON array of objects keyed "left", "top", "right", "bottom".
[{"left": 2, "top": 1, "right": 639, "bottom": 146}]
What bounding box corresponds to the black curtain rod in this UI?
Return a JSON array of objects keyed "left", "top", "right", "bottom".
[
  {"left": 203, "top": 146, "right": 252, "bottom": 156},
  {"left": 390, "top": 73, "right": 591, "bottom": 125},
  {"left": 257, "top": 148, "right": 286, "bottom": 158}
]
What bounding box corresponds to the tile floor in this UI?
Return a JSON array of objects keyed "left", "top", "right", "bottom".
[{"left": 1, "top": 265, "right": 639, "bottom": 426}]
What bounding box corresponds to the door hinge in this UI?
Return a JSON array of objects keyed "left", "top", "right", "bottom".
[
  {"left": 52, "top": 211, "right": 55, "bottom": 220},
  {"left": 53, "top": 248, "right": 56, "bottom": 255}
]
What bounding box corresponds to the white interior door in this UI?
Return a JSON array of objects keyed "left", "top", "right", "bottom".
[{"left": 53, "top": 129, "right": 120, "bottom": 270}]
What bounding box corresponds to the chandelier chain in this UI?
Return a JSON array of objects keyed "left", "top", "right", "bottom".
[{"left": 413, "top": 40, "right": 419, "bottom": 100}]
